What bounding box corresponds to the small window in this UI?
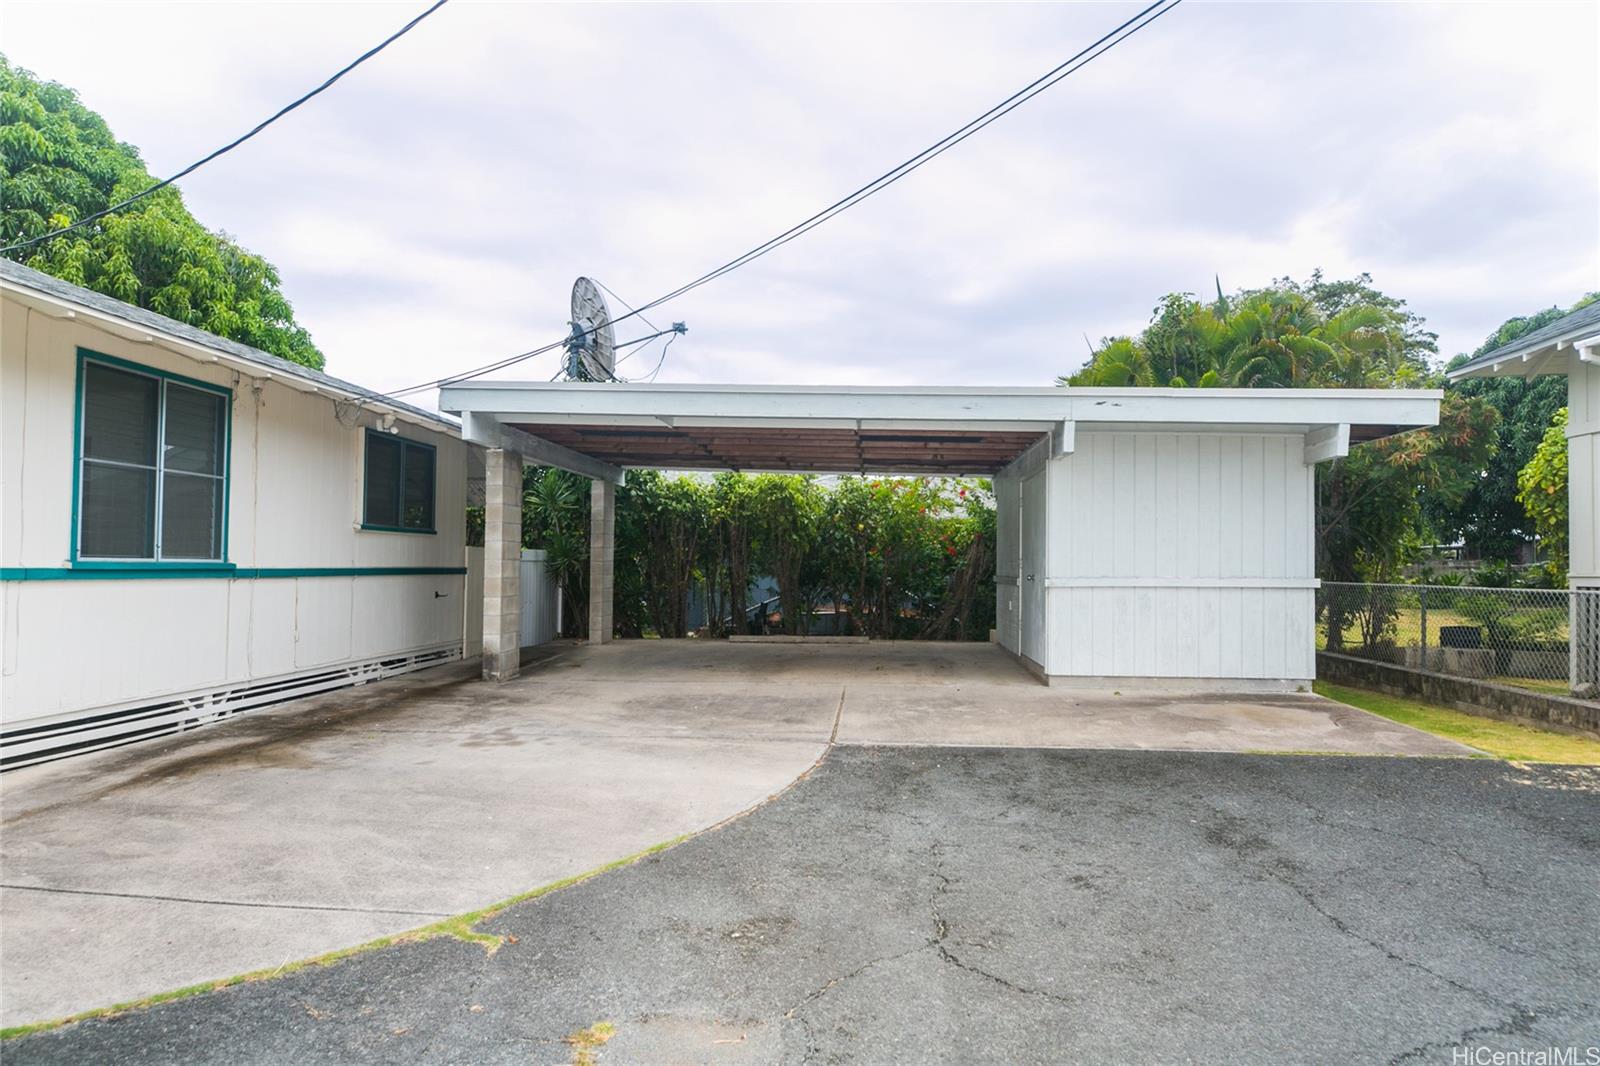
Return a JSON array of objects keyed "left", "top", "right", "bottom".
[
  {"left": 77, "top": 358, "right": 228, "bottom": 562},
  {"left": 363, "top": 430, "right": 435, "bottom": 533}
]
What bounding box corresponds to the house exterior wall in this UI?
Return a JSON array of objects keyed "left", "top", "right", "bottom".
[
  {"left": 1004, "top": 430, "right": 1316, "bottom": 686},
  {"left": 992, "top": 468, "right": 1022, "bottom": 655},
  {"left": 0, "top": 295, "right": 468, "bottom": 731},
  {"left": 1569, "top": 354, "right": 1598, "bottom": 590},
  {"left": 1570, "top": 356, "right": 1599, "bottom": 689}
]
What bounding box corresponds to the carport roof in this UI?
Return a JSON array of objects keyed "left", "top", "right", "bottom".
[{"left": 439, "top": 381, "right": 1442, "bottom": 481}]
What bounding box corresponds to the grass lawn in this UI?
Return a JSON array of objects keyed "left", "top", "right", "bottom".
[
  {"left": 1499, "top": 677, "right": 1574, "bottom": 696},
  {"left": 1314, "top": 682, "right": 1600, "bottom": 765}
]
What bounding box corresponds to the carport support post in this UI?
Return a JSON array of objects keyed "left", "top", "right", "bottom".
[
  {"left": 482, "top": 447, "right": 524, "bottom": 682},
  {"left": 589, "top": 478, "right": 615, "bottom": 644}
]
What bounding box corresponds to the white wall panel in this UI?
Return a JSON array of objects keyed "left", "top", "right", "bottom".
[
  {"left": 993, "top": 472, "right": 1020, "bottom": 654},
  {"left": 351, "top": 575, "right": 462, "bottom": 658},
  {"left": 248, "top": 579, "right": 298, "bottom": 678},
  {"left": 1570, "top": 358, "right": 1599, "bottom": 585},
  {"left": 1040, "top": 431, "right": 1315, "bottom": 682},
  {"left": 294, "top": 578, "right": 354, "bottom": 669},
  {"left": 1045, "top": 586, "right": 1315, "bottom": 680},
  {"left": 5, "top": 581, "right": 233, "bottom": 716}
]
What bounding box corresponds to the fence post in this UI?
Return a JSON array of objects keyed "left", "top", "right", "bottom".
[{"left": 1419, "top": 585, "right": 1428, "bottom": 667}]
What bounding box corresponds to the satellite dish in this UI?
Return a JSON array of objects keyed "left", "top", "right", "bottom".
[{"left": 568, "top": 277, "right": 616, "bottom": 381}]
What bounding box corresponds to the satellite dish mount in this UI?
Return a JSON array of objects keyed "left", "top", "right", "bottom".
[{"left": 566, "top": 277, "right": 616, "bottom": 382}]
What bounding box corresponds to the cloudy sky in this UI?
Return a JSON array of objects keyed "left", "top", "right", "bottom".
[{"left": 5, "top": 2, "right": 1597, "bottom": 402}]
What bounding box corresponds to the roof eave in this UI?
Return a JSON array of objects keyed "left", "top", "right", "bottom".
[{"left": 0, "top": 265, "right": 461, "bottom": 439}]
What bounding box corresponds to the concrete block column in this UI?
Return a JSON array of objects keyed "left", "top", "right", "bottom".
[
  {"left": 482, "top": 447, "right": 524, "bottom": 681},
  {"left": 589, "top": 478, "right": 615, "bottom": 644}
]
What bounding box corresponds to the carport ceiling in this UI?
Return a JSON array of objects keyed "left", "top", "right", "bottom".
[{"left": 511, "top": 424, "right": 1041, "bottom": 474}]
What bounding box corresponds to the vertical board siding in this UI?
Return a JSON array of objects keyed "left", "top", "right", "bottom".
[
  {"left": 1571, "top": 358, "right": 1599, "bottom": 584},
  {"left": 1043, "top": 431, "right": 1314, "bottom": 680},
  {"left": 993, "top": 472, "right": 1021, "bottom": 654}
]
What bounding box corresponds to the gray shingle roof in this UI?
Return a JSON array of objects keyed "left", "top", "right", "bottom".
[
  {"left": 1449, "top": 299, "right": 1600, "bottom": 379},
  {"left": 0, "top": 257, "right": 458, "bottom": 433}
]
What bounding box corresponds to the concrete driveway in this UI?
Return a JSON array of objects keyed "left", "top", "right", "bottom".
[
  {"left": 8, "top": 749, "right": 1597, "bottom": 1064},
  {"left": 1, "top": 640, "right": 1471, "bottom": 1027}
]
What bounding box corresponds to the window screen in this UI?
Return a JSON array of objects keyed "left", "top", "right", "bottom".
[
  {"left": 364, "top": 431, "right": 436, "bottom": 532},
  {"left": 77, "top": 360, "right": 228, "bottom": 561}
]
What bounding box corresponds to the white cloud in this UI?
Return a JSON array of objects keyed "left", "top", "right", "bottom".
[{"left": 4, "top": 0, "right": 1596, "bottom": 395}]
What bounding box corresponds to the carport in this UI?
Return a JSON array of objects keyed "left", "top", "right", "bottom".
[{"left": 438, "top": 382, "right": 1440, "bottom": 689}]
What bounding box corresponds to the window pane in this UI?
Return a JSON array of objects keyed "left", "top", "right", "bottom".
[
  {"left": 82, "top": 363, "right": 158, "bottom": 466},
  {"left": 402, "top": 443, "right": 435, "bottom": 530},
  {"left": 164, "top": 384, "right": 226, "bottom": 475},
  {"left": 364, "top": 434, "right": 401, "bottom": 527},
  {"left": 81, "top": 462, "right": 155, "bottom": 558},
  {"left": 161, "top": 472, "right": 223, "bottom": 559}
]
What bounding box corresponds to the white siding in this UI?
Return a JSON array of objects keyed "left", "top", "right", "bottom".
[
  {"left": 1569, "top": 355, "right": 1599, "bottom": 587},
  {"left": 0, "top": 296, "right": 469, "bottom": 727},
  {"left": 1041, "top": 431, "right": 1315, "bottom": 682},
  {"left": 993, "top": 471, "right": 1021, "bottom": 654}
]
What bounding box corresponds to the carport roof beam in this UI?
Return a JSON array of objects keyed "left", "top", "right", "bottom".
[{"left": 440, "top": 382, "right": 1441, "bottom": 475}]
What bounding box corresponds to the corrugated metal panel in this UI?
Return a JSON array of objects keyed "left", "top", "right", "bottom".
[{"left": 519, "top": 549, "right": 560, "bottom": 647}]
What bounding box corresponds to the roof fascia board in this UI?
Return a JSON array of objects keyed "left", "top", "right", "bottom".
[
  {"left": 442, "top": 384, "right": 1441, "bottom": 434},
  {"left": 1303, "top": 424, "right": 1352, "bottom": 465},
  {"left": 1, "top": 277, "right": 458, "bottom": 438}
]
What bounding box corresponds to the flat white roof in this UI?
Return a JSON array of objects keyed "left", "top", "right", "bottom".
[{"left": 440, "top": 382, "right": 1442, "bottom": 480}]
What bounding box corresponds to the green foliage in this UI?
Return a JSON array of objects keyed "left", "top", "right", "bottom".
[
  {"left": 815, "top": 477, "right": 994, "bottom": 639},
  {"left": 1060, "top": 271, "right": 1434, "bottom": 391},
  {"left": 522, "top": 467, "right": 591, "bottom": 635},
  {"left": 1516, "top": 408, "right": 1568, "bottom": 580},
  {"left": 1432, "top": 294, "right": 1597, "bottom": 559},
  {"left": 517, "top": 468, "right": 996, "bottom": 641},
  {"left": 1061, "top": 271, "right": 1498, "bottom": 585},
  {"left": 0, "top": 56, "right": 324, "bottom": 368},
  {"left": 748, "top": 475, "right": 824, "bottom": 636}
]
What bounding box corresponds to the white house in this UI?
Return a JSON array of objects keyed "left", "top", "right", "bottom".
[
  {"left": 439, "top": 380, "right": 1441, "bottom": 691},
  {"left": 1448, "top": 301, "right": 1600, "bottom": 690},
  {"left": 1, "top": 259, "right": 472, "bottom": 768}
]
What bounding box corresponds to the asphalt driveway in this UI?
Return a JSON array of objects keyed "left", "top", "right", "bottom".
[{"left": 9, "top": 748, "right": 1597, "bottom": 1064}]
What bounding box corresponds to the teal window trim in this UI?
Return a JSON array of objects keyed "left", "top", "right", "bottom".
[
  {"left": 1, "top": 566, "right": 467, "bottom": 582},
  {"left": 359, "top": 523, "right": 439, "bottom": 535},
  {"left": 361, "top": 429, "right": 437, "bottom": 535},
  {"left": 71, "top": 348, "right": 232, "bottom": 567}
]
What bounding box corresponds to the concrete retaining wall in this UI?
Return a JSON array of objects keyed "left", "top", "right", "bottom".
[{"left": 1316, "top": 652, "right": 1600, "bottom": 736}]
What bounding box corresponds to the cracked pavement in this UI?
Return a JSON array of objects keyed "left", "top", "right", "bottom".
[{"left": 8, "top": 747, "right": 1599, "bottom": 1064}]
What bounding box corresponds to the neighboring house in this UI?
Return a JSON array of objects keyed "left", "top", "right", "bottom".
[
  {"left": 1, "top": 259, "right": 472, "bottom": 768},
  {"left": 1448, "top": 303, "right": 1600, "bottom": 691}
]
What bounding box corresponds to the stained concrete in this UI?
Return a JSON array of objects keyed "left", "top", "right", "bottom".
[{"left": 1, "top": 639, "right": 1472, "bottom": 1028}]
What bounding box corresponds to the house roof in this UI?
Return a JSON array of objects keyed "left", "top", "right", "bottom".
[
  {"left": 0, "top": 257, "right": 459, "bottom": 436},
  {"left": 1447, "top": 299, "right": 1600, "bottom": 381},
  {"left": 440, "top": 380, "right": 1443, "bottom": 480}
]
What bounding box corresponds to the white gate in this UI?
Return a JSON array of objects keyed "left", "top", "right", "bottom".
[{"left": 520, "top": 549, "right": 560, "bottom": 647}]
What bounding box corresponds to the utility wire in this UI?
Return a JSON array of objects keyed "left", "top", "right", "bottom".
[
  {"left": 387, "top": 0, "right": 1180, "bottom": 398},
  {"left": 0, "top": 0, "right": 451, "bottom": 255}
]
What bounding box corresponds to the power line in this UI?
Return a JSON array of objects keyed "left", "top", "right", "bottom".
[
  {"left": 386, "top": 0, "right": 1180, "bottom": 398},
  {"left": 0, "top": 0, "right": 451, "bottom": 255}
]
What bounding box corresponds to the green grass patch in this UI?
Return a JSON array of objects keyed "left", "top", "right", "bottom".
[
  {"left": 1314, "top": 682, "right": 1600, "bottom": 765},
  {"left": 0, "top": 835, "right": 690, "bottom": 1041}
]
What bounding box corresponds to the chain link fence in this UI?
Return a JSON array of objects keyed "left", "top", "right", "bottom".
[{"left": 1317, "top": 582, "right": 1600, "bottom": 699}]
